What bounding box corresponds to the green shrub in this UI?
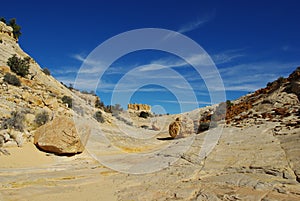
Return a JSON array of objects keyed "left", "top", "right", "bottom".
[
  {"left": 111, "top": 104, "right": 123, "bottom": 116},
  {"left": 61, "top": 95, "right": 72, "bottom": 108},
  {"left": 68, "top": 83, "right": 73, "bottom": 90},
  {"left": 0, "top": 17, "right": 6, "bottom": 24},
  {"left": 95, "top": 97, "right": 105, "bottom": 109},
  {"left": 1, "top": 111, "right": 25, "bottom": 131},
  {"left": 7, "top": 54, "right": 30, "bottom": 77},
  {"left": 276, "top": 76, "right": 285, "bottom": 84},
  {"left": 42, "top": 68, "right": 51, "bottom": 75},
  {"left": 81, "top": 90, "right": 95, "bottom": 95},
  {"left": 197, "top": 122, "right": 210, "bottom": 133},
  {"left": 8, "top": 18, "right": 21, "bottom": 40},
  {"left": 94, "top": 111, "right": 105, "bottom": 123},
  {"left": 266, "top": 82, "right": 272, "bottom": 87},
  {"left": 104, "top": 105, "right": 112, "bottom": 113},
  {"left": 34, "top": 111, "right": 49, "bottom": 126},
  {"left": 4, "top": 73, "right": 21, "bottom": 86},
  {"left": 139, "top": 111, "right": 150, "bottom": 119},
  {"left": 226, "top": 100, "right": 233, "bottom": 108}
]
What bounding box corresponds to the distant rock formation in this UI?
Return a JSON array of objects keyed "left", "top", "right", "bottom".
[{"left": 128, "top": 103, "right": 151, "bottom": 112}]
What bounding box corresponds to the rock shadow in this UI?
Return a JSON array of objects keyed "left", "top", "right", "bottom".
[{"left": 156, "top": 136, "right": 184, "bottom": 141}]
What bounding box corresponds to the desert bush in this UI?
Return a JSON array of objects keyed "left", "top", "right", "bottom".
[
  {"left": 141, "top": 125, "right": 149, "bottom": 129},
  {"left": 34, "top": 111, "right": 49, "bottom": 126},
  {"left": 61, "top": 95, "right": 72, "bottom": 108},
  {"left": 0, "top": 17, "right": 21, "bottom": 40},
  {"left": 226, "top": 100, "right": 233, "bottom": 108},
  {"left": 104, "top": 104, "right": 123, "bottom": 114},
  {"left": 1, "top": 111, "right": 25, "bottom": 131},
  {"left": 112, "top": 105, "right": 123, "bottom": 116},
  {"left": 139, "top": 111, "right": 150, "bottom": 119},
  {"left": 4, "top": 73, "right": 21, "bottom": 86},
  {"left": 104, "top": 105, "right": 112, "bottom": 113},
  {"left": 95, "top": 97, "right": 105, "bottom": 109},
  {"left": 266, "top": 82, "right": 272, "bottom": 87},
  {"left": 8, "top": 18, "right": 21, "bottom": 40},
  {"left": 94, "top": 111, "right": 105, "bottom": 123},
  {"left": 276, "top": 76, "right": 285, "bottom": 84},
  {"left": 0, "top": 17, "right": 6, "bottom": 23},
  {"left": 113, "top": 104, "right": 123, "bottom": 112},
  {"left": 115, "top": 114, "right": 133, "bottom": 126},
  {"left": 81, "top": 90, "right": 95, "bottom": 95},
  {"left": 68, "top": 83, "right": 74, "bottom": 90},
  {"left": 7, "top": 54, "right": 30, "bottom": 77},
  {"left": 42, "top": 68, "right": 51, "bottom": 75},
  {"left": 197, "top": 122, "right": 210, "bottom": 133}
]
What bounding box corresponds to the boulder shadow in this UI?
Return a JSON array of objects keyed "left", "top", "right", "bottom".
[
  {"left": 156, "top": 137, "right": 174, "bottom": 141},
  {"left": 156, "top": 136, "right": 184, "bottom": 140}
]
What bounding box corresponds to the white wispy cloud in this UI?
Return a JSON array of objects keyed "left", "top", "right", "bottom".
[
  {"left": 219, "top": 61, "right": 300, "bottom": 92},
  {"left": 138, "top": 53, "right": 212, "bottom": 72},
  {"left": 177, "top": 18, "right": 210, "bottom": 34},
  {"left": 51, "top": 66, "right": 80, "bottom": 75},
  {"left": 138, "top": 47, "right": 246, "bottom": 73},
  {"left": 212, "top": 48, "right": 246, "bottom": 65},
  {"left": 100, "top": 87, "right": 168, "bottom": 93},
  {"left": 164, "top": 12, "right": 215, "bottom": 40},
  {"left": 72, "top": 53, "right": 109, "bottom": 74},
  {"left": 57, "top": 47, "right": 300, "bottom": 97},
  {"left": 158, "top": 100, "right": 211, "bottom": 105}
]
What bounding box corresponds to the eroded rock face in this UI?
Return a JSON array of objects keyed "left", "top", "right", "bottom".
[
  {"left": 34, "top": 117, "right": 90, "bottom": 155},
  {"left": 0, "top": 21, "right": 14, "bottom": 39},
  {"left": 169, "top": 118, "right": 181, "bottom": 138},
  {"left": 151, "top": 120, "right": 160, "bottom": 131}
]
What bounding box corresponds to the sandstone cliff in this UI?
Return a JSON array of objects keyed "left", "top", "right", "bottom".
[{"left": 128, "top": 103, "right": 151, "bottom": 112}]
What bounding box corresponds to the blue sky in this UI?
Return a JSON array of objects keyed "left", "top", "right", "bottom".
[{"left": 2, "top": 0, "right": 300, "bottom": 114}]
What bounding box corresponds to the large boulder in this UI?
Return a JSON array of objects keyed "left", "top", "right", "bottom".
[
  {"left": 34, "top": 117, "right": 90, "bottom": 155},
  {"left": 169, "top": 118, "right": 181, "bottom": 138},
  {"left": 180, "top": 116, "right": 194, "bottom": 136}
]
